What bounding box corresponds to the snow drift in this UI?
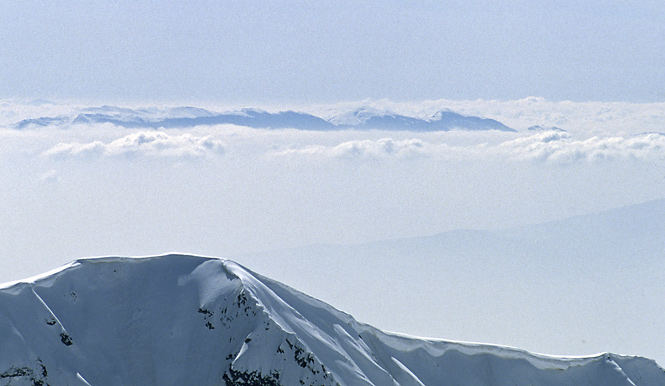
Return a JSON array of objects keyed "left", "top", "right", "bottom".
[{"left": 0, "top": 255, "right": 663, "bottom": 386}]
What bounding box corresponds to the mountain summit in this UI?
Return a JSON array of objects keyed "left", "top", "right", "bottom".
[
  {"left": 328, "top": 107, "right": 514, "bottom": 131},
  {"left": 0, "top": 255, "right": 662, "bottom": 386}
]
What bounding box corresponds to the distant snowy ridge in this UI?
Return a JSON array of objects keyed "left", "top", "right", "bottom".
[
  {"left": 12, "top": 105, "right": 514, "bottom": 132},
  {"left": 329, "top": 107, "right": 514, "bottom": 131},
  {"left": 1, "top": 255, "right": 662, "bottom": 386}
]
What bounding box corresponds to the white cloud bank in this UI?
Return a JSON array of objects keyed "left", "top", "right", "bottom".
[
  {"left": 274, "top": 138, "right": 428, "bottom": 159},
  {"left": 272, "top": 131, "right": 665, "bottom": 164},
  {"left": 43, "top": 131, "right": 225, "bottom": 159},
  {"left": 500, "top": 131, "right": 665, "bottom": 163}
]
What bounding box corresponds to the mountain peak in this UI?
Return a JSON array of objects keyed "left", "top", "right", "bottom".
[
  {"left": 327, "top": 106, "right": 515, "bottom": 132},
  {"left": 327, "top": 106, "right": 391, "bottom": 126},
  {"left": 1, "top": 255, "right": 662, "bottom": 386}
]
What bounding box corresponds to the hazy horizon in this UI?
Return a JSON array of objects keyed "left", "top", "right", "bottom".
[{"left": 2, "top": 0, "right": 664, "bottom": 374}]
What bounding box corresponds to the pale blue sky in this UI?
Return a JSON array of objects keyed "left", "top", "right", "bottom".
[{"left": 2, "top": 0, "right": 664, "bottom": 103}]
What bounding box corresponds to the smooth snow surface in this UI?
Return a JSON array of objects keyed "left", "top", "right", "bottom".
[{"left": 1, "top": 255, "right": 663, "bottom": 386}]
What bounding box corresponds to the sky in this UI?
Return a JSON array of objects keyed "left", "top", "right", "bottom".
[
  {"left": 1, "top": 0, "right": 665, "bottom": 368},
  {"left": 2, "top": 1, "right": 665, "bottom": 103}
]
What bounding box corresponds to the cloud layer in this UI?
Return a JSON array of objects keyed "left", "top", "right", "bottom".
[
  {"left": 274, "top": 138, "right": 428, "bottom": 159},
  {"left": 499, "top": 131, "right": 665, "bottom": 163},
  {"left": 43, "top": 131, "right": 225, "bottom": 159},
  {"left": 272, "top": 131, "right": 665, "bottom": 164},
  {"left": 4, "top": 98, "right": 660, "bottom": 166}
]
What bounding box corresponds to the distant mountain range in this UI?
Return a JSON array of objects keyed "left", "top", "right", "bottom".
[
  {"left": 13, "top": 105, "right": 516, "bottom": 132},
  {"left": 329, "top": 107, "right": 514, "bottom": 131},
  {"left": 1, "top": 255, "right": 662, "bottom": 386}
]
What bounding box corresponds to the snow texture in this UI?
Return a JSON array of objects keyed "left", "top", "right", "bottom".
[{"left": 1, "top": 255, "right": 663, "bottom": 386}]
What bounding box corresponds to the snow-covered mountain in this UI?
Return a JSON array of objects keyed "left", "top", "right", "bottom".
[
  {"left": 1, "top": 255, "right": 663, "bottom": 386},
  {"left": 328, "top": 107, "right": 514, "bottom": 131},
  {"left": 69, "top": 108, "right": 338, "bottom": 131},
  {"left": 12, "top": 105, "right": 513, "bottom": 132}
]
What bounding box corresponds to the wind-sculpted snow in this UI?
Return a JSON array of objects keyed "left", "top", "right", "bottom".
[{"left": 1, "top": 255, "right": 663, "bottom": 386}]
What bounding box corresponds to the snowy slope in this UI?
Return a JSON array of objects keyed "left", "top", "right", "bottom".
[{"left": 1, "top": 255, "right": 663, "bottom": 386}]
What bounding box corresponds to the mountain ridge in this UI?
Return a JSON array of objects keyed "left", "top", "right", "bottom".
[
  {"left": 1, "top": 254, "right": 663, "bottom": 386},
  {"left": 11, "top": 105, "right": 514, "bottom": 132}
]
